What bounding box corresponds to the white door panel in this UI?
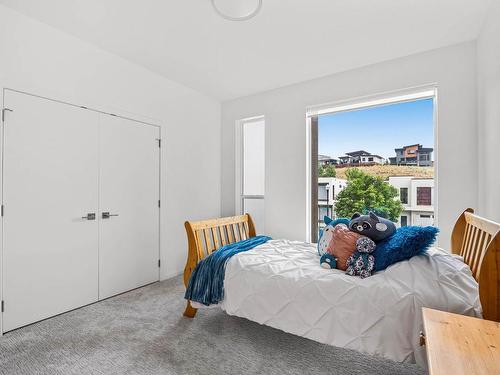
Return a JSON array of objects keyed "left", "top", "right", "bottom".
[
  {"left": 2, "top": 91, "right": 99, "bottom": 332},
  {"left": 98, "top": 115, "right": 160, "bottom": 299}
]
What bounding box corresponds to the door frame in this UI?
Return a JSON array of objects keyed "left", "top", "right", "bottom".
[{"left": 0, "top": 88, "right": 162, "bottom": 335}]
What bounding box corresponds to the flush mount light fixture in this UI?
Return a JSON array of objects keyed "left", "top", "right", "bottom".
[{"left": 211, "top": 0, "right": 262, "bottom": 21}]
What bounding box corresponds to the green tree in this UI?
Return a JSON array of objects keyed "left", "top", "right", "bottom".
[
  {"left": 318, "top": 164, "right": 336, "bottom": 177},
  {"left": 334, "top": 168, "right": 402, "bottom": 221}
]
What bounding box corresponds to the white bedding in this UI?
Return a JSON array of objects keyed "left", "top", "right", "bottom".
[{"left": 208, "top": 239, "right": 481, "bottom": 366}]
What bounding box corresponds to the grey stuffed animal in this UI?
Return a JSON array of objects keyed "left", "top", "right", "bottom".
[
  {"left": 346, "top": 237, "right": 376, "bottom": 278},
  {"left": 349, "top": 212, "right": 396, "bottom": 242}
]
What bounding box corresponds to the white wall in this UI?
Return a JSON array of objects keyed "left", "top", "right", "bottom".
[
  {"left": 221, "top": 42, "right": 478, "bottom": 247},
  {"left": 0, "top": 5, "right": 221, "bottom": 281},
  {"left": 477, "top": 1, "right": 500, "bottom": 223}
]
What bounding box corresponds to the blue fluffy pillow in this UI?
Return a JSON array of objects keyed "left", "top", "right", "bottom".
[{"left": 374, "top": 226, "right": 439, "bottom": 271}]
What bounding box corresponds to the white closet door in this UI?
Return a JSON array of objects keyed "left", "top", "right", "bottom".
[
  {"left": 2, "top": 91, "right": 99, "bottom": 332},
  {"left": 98, "top": 114, "right": 160, "bottom": 299}
]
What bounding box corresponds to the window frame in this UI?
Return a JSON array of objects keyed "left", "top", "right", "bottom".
[{"left": 306, "top": 85, "right": 438, "bottom": 242}]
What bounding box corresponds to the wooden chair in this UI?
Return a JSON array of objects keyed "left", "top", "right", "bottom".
[
  {"left": 183, "top": 214, "right": 256, "bottom": 318},
  {"left": 451, "top": 208, "right": 500, "bottom": 321}
]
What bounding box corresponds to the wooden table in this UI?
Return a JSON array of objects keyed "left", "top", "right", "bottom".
[{"left": 422, "top": 308, "right": 500, "bottom": 375}]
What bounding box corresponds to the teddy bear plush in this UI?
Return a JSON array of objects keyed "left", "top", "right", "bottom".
[{"left": 346, "top": 236, "right": 376, "bottom": 278}]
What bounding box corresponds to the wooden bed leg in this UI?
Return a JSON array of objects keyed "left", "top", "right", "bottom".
[{"left": 183, "top": 300, "right": 198, "bottom": 318}]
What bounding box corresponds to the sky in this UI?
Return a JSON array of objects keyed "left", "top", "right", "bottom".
[{"left": 318, "top": 98, "right": 434, "bottom": 160}]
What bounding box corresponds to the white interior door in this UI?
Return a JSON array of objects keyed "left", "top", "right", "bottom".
[
  {"left": 98, "top": 114, "right": 160, "bottom": 299},
  {"left": 2, "top": 91, "right": 99, "bottom": 332}
]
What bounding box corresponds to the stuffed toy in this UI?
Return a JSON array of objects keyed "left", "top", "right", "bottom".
[
  {"left": 346, "top": 236, "right": 376, "bottom": 278},
  {"left": 348, "top": 212, "right": 396, "bottom": 242},
  {"left": 319, "top": 253, "right": 337, "bottom": 269},
  {"left": 318, "top": 221, "right": 335, "bottom": 256},
  {"left": 327, "top": 224, "right": 362, "bottom": 270},
  {"left": 317, "top": 216, "right": 350, "bottom": 256}
]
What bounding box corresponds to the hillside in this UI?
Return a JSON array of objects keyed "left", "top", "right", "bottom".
[{"left": 335, "top": 165, "right": 434, "bottom": 181}]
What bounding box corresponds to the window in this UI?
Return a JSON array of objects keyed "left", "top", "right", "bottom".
[
  {"left": 318, "top": 184, "right": 328, "bottom": 201},
  {"left": 417, "top": 213, "right": 434, "bottom": 226},
  {"left": 318, "top": 206, "right": 330, "bottom": 222},
  {"left": 238, "top": 117, "right": 265, "bottom": 234},
  {"left": 400, "top": 215, "right": 408, "bottom": 227},
  {"left": 400, "top": 188, "right": 408, "bottom": 204},
  {"left": 417, "top": 187, "right": 432, "bottom": 206},
  {"left": 309, "top": 87, "right": 436, "bottom": 240}
]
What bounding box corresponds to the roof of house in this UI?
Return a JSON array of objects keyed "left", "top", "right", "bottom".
[
  {"left": 340, "top": 153, "right": 384, "bottom": 160},
  {"left": 394, "top": 144, "right": 433, "bottom": 153},
  {"left": 345, "top": 150, "right": 371, "bottom": 156},
  {"left": 318, "top": 154, "right": 332, "bottom": 161}
]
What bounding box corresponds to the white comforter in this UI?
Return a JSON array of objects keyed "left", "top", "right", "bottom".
[{"left": 217, "top": 239, "right": 481, "bottom": 366}]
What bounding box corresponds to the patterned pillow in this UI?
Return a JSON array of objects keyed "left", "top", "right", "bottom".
[{"left": 327, "top": 224, "right": 362, "bottom": 271}]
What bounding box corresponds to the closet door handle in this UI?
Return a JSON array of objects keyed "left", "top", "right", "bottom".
[
  {"left": 102, "top": 212, "right": 119, "bottom": 219},
  {"left": 82, "top": 213, "right": 96, "bottom": 220}
]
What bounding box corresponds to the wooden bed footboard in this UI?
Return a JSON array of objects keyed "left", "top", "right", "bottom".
[
  {"left": 183, "top": 214, "right": 256, "bottom": 317},
  {"left": 451, "top": 208, "right": 500, "bottom": 321}
]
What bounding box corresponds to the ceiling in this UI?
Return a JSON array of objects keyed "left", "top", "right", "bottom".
[{"left": 0, "top": 0, "right": 492, "bottom": 101}]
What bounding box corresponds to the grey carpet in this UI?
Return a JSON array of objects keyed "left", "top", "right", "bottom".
[{"left": 0, "top": 277, "right": 425, "bottom": 375}]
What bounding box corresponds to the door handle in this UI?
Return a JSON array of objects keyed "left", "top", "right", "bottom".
[
  {"left": 102, "top": 212, "right": 119, "bottom": 219},
  {"left": 82, "top": 213, "right": 96, "bottom": 220}
]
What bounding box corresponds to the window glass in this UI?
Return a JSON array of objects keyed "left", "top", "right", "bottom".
[
  {"left": 315, "top": 96, "right": 435, "bottom": 237},
  {"left": 243, "top": 120, "right": 265, "bottom": 196},
  {"left": 417, "top": 187, "right": 432, "bottom": 205},
  {"left": 400, "top": 188, "right": 409, "bottom": 204},
  {"left": 318, "top": 184, "right": 328, "bottom": 201},
  {"left": 400, "top": 215, "right": 408, "bottom": 227}
]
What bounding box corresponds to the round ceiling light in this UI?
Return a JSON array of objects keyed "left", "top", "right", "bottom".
[{"left": 211, "top": 0, "right": 262, "bottom": 21}]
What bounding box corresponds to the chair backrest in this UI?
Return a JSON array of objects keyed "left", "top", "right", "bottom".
[{"left": 451, "top": 208, "right": 500, "bottom": 321}]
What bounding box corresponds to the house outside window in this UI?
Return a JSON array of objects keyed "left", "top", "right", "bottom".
[{"left": 388, "top": 176, "right": 435, "bottom": 228}]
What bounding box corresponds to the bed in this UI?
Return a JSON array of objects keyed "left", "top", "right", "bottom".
[{"left": 182, "top": 209, "right": 499, "bottom": 366}]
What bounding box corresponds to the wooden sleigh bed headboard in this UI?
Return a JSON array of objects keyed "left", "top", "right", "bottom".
[
  {"left": 451, "top": 209, "right": 500, "bottom": 321},
  {"left": 183, "top": 214, "right": 256, "bottom": 317},
  {"left": 183, "top": 209, "right": 499, "bottom": 321}
]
